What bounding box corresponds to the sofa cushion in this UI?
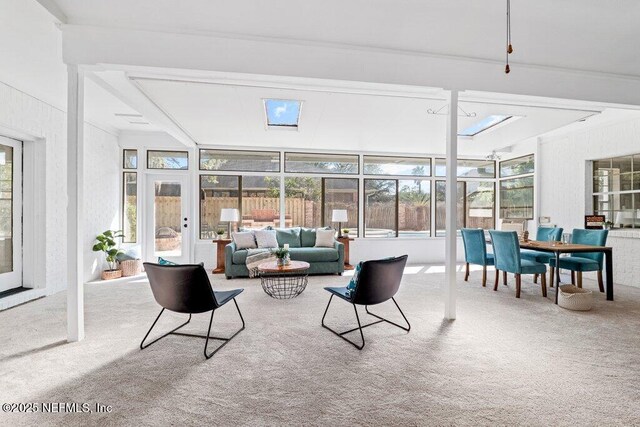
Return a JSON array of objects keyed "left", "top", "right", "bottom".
[
  {"left": 315, "top": 229, "right": 335, "bottom": 248},
  {"left": 289, "top": 247, "right": 339, "bottom": 263},
  {"left": 276, "top": 227, "right": 301, "bottom": 248},
  {"left": 232, "top": 231, "right": 257, "bottom": 249},
  {"left": 300, "top": 228, "right": 317, "bottom": 247},
  {"left": 255, "top": 229, "right": 278, "bottom": 248}
]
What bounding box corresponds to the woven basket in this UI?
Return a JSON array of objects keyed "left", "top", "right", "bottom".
[
  {"left": 558, "top": 284, "right": 593, "bottom": 311},
  {"left": 101, "top": 269, "right": 122, "bottom": 280},
  {"left": 120, "top": 259, "right": 143, "bottom": 277}
]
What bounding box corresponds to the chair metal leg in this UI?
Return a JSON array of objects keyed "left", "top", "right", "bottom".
[
  {"left": 140, "top": 308, "right": 192, "bottom": 350},
  {"left": 321, "top": 295, "right": 366, "bottom": 350},
  {"left": 365, "top": 297, "right": 411, "bottom": 332},
  {"left": 141, "top": 299, "right": 245, "bottom": 359}
]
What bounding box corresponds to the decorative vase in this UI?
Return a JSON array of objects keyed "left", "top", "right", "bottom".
[
  {"left": 277, "top": 257, "right": 285, "bottom": 267},
  {"left": 284, "top": 253, "right": 291, "bottom": 265}
]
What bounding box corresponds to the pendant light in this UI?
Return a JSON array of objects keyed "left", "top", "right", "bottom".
[{"left": 505, "top": 0, "right": 513, "bottom": 73}]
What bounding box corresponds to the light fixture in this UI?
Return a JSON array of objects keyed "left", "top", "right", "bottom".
[
  {"left": 486, "top": 151, "right": 502, "bottom": 161},
  {"left": 331, "top": 209, "right": 348, "bottom": 238},
  {"left": 220, "top": 208, "right": 240, "bottom": 239},
  {"left": 505, "top": 0, "right": 514, "bottom": 74}
]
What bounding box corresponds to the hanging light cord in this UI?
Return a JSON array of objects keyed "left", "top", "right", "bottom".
[{"left": 505, "top": 0, "right": 513, "bottom": 73}]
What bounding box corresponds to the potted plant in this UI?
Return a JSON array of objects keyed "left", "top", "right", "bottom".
[
  {"left": 342, "top": 228, "right": 350, "bottom": 237},
  {"left": 271, "top": 247, "right": 290, "bottom": 267},
  {"left": 92, "top": 230, "right": 125, "bottom": 280},
  {"left": 216, "top": 228, "right": 226, "bottom": 240},
  {"left": 604, "top": 220, "right": 614, "bottom": 230}
]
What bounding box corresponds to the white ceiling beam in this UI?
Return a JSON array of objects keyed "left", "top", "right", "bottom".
[
  {"left": 86, "top": 71, "right": 197, "bottom": 147},
  {"left": 35, "top": 0, "right": 68, "bottom": 23},
  {"left": 61, "top": 24, "right": 640, "bottom": 107}
]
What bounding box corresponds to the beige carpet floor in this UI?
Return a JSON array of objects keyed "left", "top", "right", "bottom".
[{"left": 1, "top": 266, "right": 640, "bottom": 426}]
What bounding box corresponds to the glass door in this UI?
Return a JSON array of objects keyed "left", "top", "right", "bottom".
[
  {"left": 146, "top": 174, "right": 190, "bottom": 264},
  {"left": 0, "top": 137, "right": 22, "bottom": 293}
]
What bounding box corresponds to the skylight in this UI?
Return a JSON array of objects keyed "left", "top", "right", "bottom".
[
  {"left": 264, "top": 99, "right": 302, "bottom": 129},
  {"left": 459, "top": 115, "right": 512, "bottom": 137}
]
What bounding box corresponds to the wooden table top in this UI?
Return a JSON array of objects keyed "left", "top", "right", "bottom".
[
  {"left": 519, "top": 240, "right": 611, "bottom": 253},
  {"left": 258, "top": 260, "right": 310, "bottom": 273}
]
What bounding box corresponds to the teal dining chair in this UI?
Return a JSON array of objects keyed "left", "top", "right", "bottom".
[
  {"left": 461, "top": 228, "right": 494, "bottom": 287},
  {"left": 549, "top": 228, "right": 608, "bottom": 291},
  {"left": 521, "top": 226, "right": 563, "bottom": 284},
  {"left": 489, "top": 230, "right": 547, "bottom": 298}
]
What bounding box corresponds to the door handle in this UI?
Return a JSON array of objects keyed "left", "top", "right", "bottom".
[{"left": 183, "top": 224, "right": 188, "bottom": 228}]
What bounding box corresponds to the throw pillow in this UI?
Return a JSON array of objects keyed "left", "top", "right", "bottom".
[
  {"left": 314, "top": 228, "right": 335, "bottom": 248},
  {"left": 300, "top": 228, "right": 317, "bottom": 247},
  {"left": 276, "top": 227, "right": 302, "bottom": 248},
  {"left": 255, "top": 229, "right": 279, "bottom": 249},
  {"left": 158, "top": 257, "right": 178, "bottom": 266},
  {"left": 233, "top": 231, "right": 257, "bottom": 249},
  {"left": 347, "top": 262, "right": 363, "bottom": 293}
]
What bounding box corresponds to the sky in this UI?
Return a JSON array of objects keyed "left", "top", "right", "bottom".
[{"left": 265, "top": 99, "right": 301, "bottom": 126}]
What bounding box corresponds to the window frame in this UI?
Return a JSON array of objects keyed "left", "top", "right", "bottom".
[
  {"left": 499, "top": 153, "right": 535, "bottom": 178},
  {"left": 284, "top": 151, "right": 360, "bottom": 175},
  {"left": 199, "top": 148, "right": 281, "bottom": 172},
  {"left": 147, "top": 149, "right": 189, "bottom": 170},
  {"left": 363, "top": 178, "right": 399, "bottom": 238},
  {"left": 363, "top": 155, "right": 432, "bottom": 177},
  {"left": 263, "top": 99, "right": 303, "bottom": 130}
]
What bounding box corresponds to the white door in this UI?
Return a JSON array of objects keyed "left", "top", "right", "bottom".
[
  {"left": 145, "top": 174, "right": 191, "bottom": 264},
  {"left": 0, "top": 136, "right": 22, "bottom": 292}
]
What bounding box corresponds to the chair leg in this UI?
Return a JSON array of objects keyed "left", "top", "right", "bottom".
[
  {"left": 534, "top": 273, "right": 538, "bottom": 284},
  {"left": 321, "top": 295, "right": 366, "bottom": 350},
  {"left": 571, "top": 271, "right": 576, "bottom": 285},
  {"left": 202, "top": 298, "right": 246, "bottom": 359},
  {"left": 503, "top": 271, "right": 507, "bottom": 286},
  {"left": 576, "top": 272, "right": 583, "bottom": 289},
  {"left": 597, "top": 270, "right": 604, "bottom": 293},
  {"left": 482, "top": 265, "right": 487, "bottom": 287},
  {"left": 365, "top": 297, "right": 411, "bottom": 332},
  {"left": 494, "top": 269, "right": 499, "bottom": 291},
  {"left": 515, "top": 274, "right": 522, "bottom": 298},
  {"left": 549, "top": 267, "right": 555, "bottom": 288},
  {"left": 464, "top": 262, "right": 470, "bottom": 281},
  {"left": 140, "top": 308, "right": 192, "bottom": 350},
  {"left": 540, "top": 271, "right": 548, "bottom": 297}
]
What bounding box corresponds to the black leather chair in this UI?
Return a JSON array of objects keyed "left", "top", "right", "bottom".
[
  {"left": 141, "top": 263, "right": 245, "bottom": 359},
  {"left": 321, "top": 255, "right": 410, "bottom": 350}
]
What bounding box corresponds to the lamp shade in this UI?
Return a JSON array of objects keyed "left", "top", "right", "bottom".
[
  {"left": 220, "top": 208, "right": 240, "bottom": 222},
  {"left": 331, "top": 209, "right": 348, "bottom": 222}
]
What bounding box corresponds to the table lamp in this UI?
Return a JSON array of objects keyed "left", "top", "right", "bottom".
[
  {"left": 220, "top": 208, "right": 240, "bottom": 239},
  {"left": 331, "top": 209, "right": 348, "bottom": 238}
]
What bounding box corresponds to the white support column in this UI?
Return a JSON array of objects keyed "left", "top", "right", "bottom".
[
  {"left": 444, "top": 89, "right": 458, "bottom": 320},
  {"left": 67, "top": 64, "right": 85, "bottom": 342}
]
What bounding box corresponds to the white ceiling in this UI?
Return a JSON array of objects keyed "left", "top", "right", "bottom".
[
  {"left": 130, "top": 76, "right": 597, "bottom": 155},
  {"left": 50, "top": 0, "right": 640, "bottom": 77}
]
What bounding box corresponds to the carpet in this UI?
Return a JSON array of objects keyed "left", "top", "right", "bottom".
[{"left": 1, "top": 266, "right": 639, "bottom": 426}]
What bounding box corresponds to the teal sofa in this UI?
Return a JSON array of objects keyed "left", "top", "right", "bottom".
[{"left": 224, "top": 227, "right": 344, "bottom": 278}]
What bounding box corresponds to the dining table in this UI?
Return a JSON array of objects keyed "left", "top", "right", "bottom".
[{"left": 519, "top": 240, "right": 614, "bottom": 303}]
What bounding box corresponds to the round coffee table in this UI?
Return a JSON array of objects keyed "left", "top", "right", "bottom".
[{"left": 258, "top": 260, "right": 310, "bottom": 299}]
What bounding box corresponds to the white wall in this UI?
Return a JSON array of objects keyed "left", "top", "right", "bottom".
[
  {"left": 537, "top": 115, "right": 640, "bottom": 288},
  {"left": 0, "top": 0, "right": 120, "bottom": 301}
]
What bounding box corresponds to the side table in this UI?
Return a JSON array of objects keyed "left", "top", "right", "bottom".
[
  {"left": 212, "top": 238, "right": 232, "bottom": 274},
  {"left": 337, "top": 236, "right": 355, "bottom": 270}
]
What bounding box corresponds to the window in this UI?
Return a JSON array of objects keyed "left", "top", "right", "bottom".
[
  {"left": 364, "top": 179, "right": 397, "bottom": 238},
  {"left": 459, "top": 115, "right": 512, "bottom": 137},
  {"left": 500, "top": 176, "right": 534, "bottom": 219},
  {"left": 199, "top": 175, "right": 240, "bottom": 239},
  {"left": 363, "top": 156, "right": 431, "bottom": 176},
  {"left": 241, "top": 176, "right": 281, "bottom": 229},
  {"left": 323, "top": 178, "right": 359, "bottom": 236},
  {"left": 285, "top": 177, "right": 322, "bottom": 228},
  {"left": 500, "top": 154, "right": 535, "bottom": 177},
  {"left": 285, "top": 152, "right": 359, "bottom": 174},
  {"left": 199, "top": 149, "right": 280, "bottom": 172},
  {"left": 593, "top": 154, "right": 640, "bottom": 228},
  {"left": 264, "top": 99, "right": 302, "bottom": 129},
  {"left": 147, "top": 150, "right": 189, "bottom": 170},
  {"left": 435, "top": 181, "right": 465, "bottom": 236},
  {"left": 435, "top": 158, "right": 495, "bottom": 178},
  {"left": 123, "top": 149, "right": 137, "bottom": 169},
  {"left": 122, "top": 172, "right": 137, "bottom": 243},
  {"left": 399, "top": 179, "right": 431, "bottom": 237},
  {"left": 435, "top": 181, "right": 495, "bottom": 236}
]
